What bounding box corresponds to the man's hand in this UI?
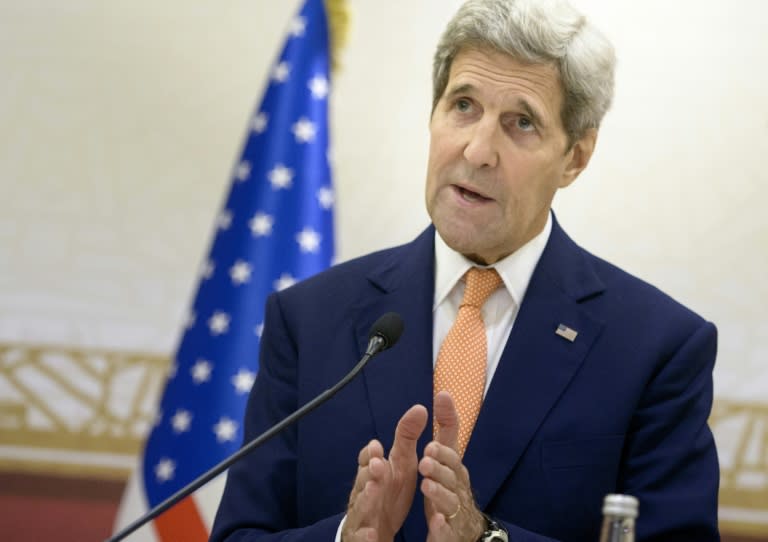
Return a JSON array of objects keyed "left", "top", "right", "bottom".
[
  {"left": 420, "top": 391, "right": 485, "bottom": 542},
  {"left": 342, "top": 404, "right": 428, "bottom": 542}
]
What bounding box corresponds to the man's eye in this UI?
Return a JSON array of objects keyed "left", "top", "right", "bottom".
[
  {"left": 455, "top": 99, "right": 472, "bottom": 112},
  {"left": 517, "top": 116, "right": 535, "bottom": 131}
]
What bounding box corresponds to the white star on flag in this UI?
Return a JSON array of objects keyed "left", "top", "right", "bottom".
[
  {"left": 155, "top": 458, "right": 175, "bottom": 483},
  {"left": 292, "top": 117, "right": 317, "bottom": 143},
  {"left": 201, "top": 260, "right": 215, "bottom": 280},
  {"left": 272, "top": 61, "right": 291, "bottom": 83},
  {"left": 316, "top": 186, "right": 334, "bottom": 209},
  {"left": 217, "top": 210, "right": 233, "bottom": 230},
  {"left": 249, "top": 212, "right": 274, "bottom": 237},
  {"left": 230, "top": 260, "right": 253, "bottom": 285},
  {"left": 251, "top": 111, "right": 269, "bottom": 134},
  {"left": 254, "top": 322, "right": 264, "bottom": 337},
  {"left": 208, "top": 311, "right": 230, "bottom": 335},
  {"left": 289, "top": 16, "right": 307, "bottom": 37},
  {"left": 191, "top": 359, "right": 213, "bottom": 384},
  {"left": 274, "top": 273, "right": 297, "bottom": 291},
  {"left": 268, "top": 164, "right": 294, "bottom": 190},
  {"left": 213, "top": 417, "right": 239, "bottom": 443},
  {"left": 296, "top": 227, "right": 321, "bottom": 253},
  {"left": 171, "top": 409, "right": 192, "bottom": 433},
  {"left": 232, "top": 369, "right": 256, "bottom": 395},
  {"left": 308, "top": 75, "right": 329, "bottom": 99},
  {"left": 234, "top": 161, "right": 251, "bottom": 182}
]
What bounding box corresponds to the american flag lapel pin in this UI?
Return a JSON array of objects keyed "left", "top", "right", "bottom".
[{"left": 555, "top": 323, "right": 578, "bottom": 342}]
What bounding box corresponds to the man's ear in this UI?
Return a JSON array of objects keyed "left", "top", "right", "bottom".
[{"left": 560, "top": 128, "right": 598, "bottom": 188}]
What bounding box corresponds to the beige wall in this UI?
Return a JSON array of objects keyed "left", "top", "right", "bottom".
[{"left": 0, "top": 0, "right": 766, "bottom": 535}]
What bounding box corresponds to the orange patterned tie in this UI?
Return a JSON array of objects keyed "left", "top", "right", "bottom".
[{"left": 434, "top": 267, "right": 502, "bottom": 457}]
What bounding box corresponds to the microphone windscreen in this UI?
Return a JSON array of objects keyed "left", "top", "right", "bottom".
[{"left": 368, "top": 312, "right": 404, "bottom": 350}]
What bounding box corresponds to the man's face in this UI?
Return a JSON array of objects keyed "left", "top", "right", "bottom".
[{"left": 425, "top": 47, "right": 595, "bottom": 264}]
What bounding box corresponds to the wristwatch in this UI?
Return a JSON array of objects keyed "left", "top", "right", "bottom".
[{"left": 478, "top": 514, "right": 509, "bottom": 542}]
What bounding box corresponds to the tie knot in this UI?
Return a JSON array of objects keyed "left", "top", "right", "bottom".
[{"left": 461, "top": 267, "right": 502, "bottom": 308}]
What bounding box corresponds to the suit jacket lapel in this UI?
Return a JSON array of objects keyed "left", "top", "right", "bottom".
[
  {"left": 464, "top": 216, "right": 607, "bottom": 510},
  {"left": 353, "top": 226, "right": 436, "bottom": 452},
  {"left": 352, "top": 227, "right": 436, "bottom": 542}
]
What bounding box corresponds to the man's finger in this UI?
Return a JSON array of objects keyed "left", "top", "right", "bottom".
[
  {"left": 423, "top": 440, "right": 463, "bottom": 475},
  {"left": 351, "top": 440, "right": 384, "bottom": 497},
  {"left": 348, "top": 477, "right": 385, "bottom": 530},
  {"left": 352, "top": 457, "right": 388, "bottom": 499},
  {"left": 418, "top": 454, "right": 458, "bottom": 491},
  {"left": 433, "top": 391, "right": 459, "bottom": 452},
  {"left": 420, "top": 477, "right": 461, "bottom": 518},
  {"left": 389, "top": 404, "right": 428, "bottom": 461},
  {"left": 358, "top": 439, "right": 384, "bottom": 466}
]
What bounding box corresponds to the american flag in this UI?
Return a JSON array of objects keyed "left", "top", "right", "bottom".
[{"left": 113, "top": 0, "right": 335, "bottom": 539}]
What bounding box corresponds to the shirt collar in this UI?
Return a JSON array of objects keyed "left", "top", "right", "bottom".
[{"left": 433, "top": 211, "right": 552, "bottom": 310}]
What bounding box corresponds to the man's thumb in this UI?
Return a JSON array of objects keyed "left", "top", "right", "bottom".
[
  {"left": 391, "top": 404, "right": 428, "bottom": 457},
  {"left": 433, "top": 391, "right": 459, "bottom": 451}
]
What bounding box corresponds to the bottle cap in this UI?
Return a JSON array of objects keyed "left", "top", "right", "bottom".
[{"left": 602, "top": 494, "right": 639, "bottom": 518}]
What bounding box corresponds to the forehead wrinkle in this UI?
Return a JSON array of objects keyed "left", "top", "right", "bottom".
[
  {"left": 460, "top": 60, "right": 558, "bottom": 89},
  {"left": 451, "top": 51, "right": 560, "bottom": 93}
]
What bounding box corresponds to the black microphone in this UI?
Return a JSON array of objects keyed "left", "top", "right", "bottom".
[
  {"left": 107, "top": 312, "right": 404, "bottom": 542},
  {"left": 365, "top": 311, "right": 404, "bottom": 355}
]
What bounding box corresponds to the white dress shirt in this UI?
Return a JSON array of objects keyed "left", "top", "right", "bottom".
[
  {"left": 433, "top": 212, "right": 552, "bottom": 394},
  {"left": 335, "top": 213, "right": 552, "bottom": 540}
]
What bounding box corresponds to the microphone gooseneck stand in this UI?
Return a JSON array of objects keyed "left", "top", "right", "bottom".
[{"left": 106, "top": 312, "right": 404, "bottom": 542}]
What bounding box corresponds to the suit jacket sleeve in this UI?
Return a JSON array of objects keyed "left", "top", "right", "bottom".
[{"left": 621, "top": 319, "right": 719, "bottom": 540}]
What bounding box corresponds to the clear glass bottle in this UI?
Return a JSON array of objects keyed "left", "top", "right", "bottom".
[{"left": 599, "top": 494, "right": 638, "bottom": 542}]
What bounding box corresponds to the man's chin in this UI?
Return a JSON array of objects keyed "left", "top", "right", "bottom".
[{"left": 435, "top": 227, "right": 493, "bottom": 264}]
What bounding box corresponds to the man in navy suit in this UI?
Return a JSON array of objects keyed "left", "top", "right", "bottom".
[{"left": 211, "top": 0, "right": 720, "bottom": 541}]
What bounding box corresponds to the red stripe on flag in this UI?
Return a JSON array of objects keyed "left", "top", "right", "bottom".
[{"left": 153, "top": 495, "right": 208, "bottom": 542}]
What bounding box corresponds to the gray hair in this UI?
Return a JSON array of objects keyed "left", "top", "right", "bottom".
[{"left": 432, "top": 0, "right": 616, "bottom": 144}]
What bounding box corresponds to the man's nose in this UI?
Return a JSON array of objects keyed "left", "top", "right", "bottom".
[{"left": 463, "top": 117, "right": 499, "bottom": 169}]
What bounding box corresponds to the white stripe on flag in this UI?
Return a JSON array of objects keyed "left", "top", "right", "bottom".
[
  {"left": 196, "top": 472, "right": 228, "bottom": 529},
  {"left": 113, "top": 461, "right": 158, "bottom": 542}
]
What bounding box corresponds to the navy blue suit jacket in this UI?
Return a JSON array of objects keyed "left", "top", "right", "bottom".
[{"left": 211, "top": 218, "right": 719, "bottom": 542}]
